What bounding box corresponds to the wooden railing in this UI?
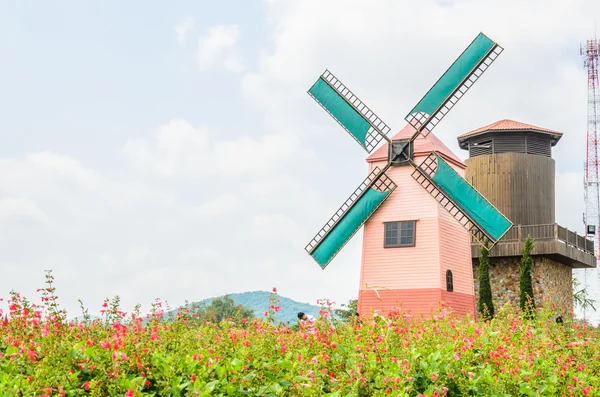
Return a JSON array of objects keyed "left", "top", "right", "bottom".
[{"left": 472, "top": 224, "right": 595, "bottom": 255}]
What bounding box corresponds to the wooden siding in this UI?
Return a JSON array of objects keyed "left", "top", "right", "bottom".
[
  {"left": 526, "top": 135, "right": 552, "bottom": 157},
  {"left": 358, "top": 288, "right": 475, "bottom": 317},
  {"left": 358, "top": 288, "right": 442, "bottom": 317},
  {"left": 359, "top": 160, "right": 440, "bottom": 291},
  {"left": 464, "top": 152, "right": 555, "bottom": 225},
  {"left": 467, "top": 132, "right": 552, "bottom": 158},
  {"left": 440, "top": 290, "right": 476, "bottom": 315},
  {"left": 494, "top": 133, "right": 526, "bottom": 154},
  {"left": 438, "top": 203, "right": 475, "bottom": 295},
  {"left": 471, "top": 240, "right": 596, "bottom": 269}
]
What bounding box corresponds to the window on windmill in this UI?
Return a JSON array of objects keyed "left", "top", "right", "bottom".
[
  {"left": 446, "top": 270, "right": 454, "bottom": 292},
  {"left": 384, "top": 221, "right": 416, "bottom": 248}
]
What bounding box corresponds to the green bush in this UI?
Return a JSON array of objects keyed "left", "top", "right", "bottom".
[
  {"left": 477, "top": 242, "right": 494, "bottom": 320},
  {"left": 520, "top": 235, "right": 536, "bottom": 318},
  {"left": 1, "top": 274, "right": 598, "bottom": 396}
]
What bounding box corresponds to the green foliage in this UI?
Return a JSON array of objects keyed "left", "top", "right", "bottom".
[
  {"left": 179, "top": 291, "right": 320, "bottom": 324},
  {"left": 477, "top": 242, "right": 494, "bottom": 320},
  {"left": 333, "top": 299, "right": 358, "bottom": 321},
  {"left": 186, "top": 295, "right": 255, "bottom": 325},
  {"left": 520, "top": 235, "right": 536, "bottom": 318},
  {"left": 573, "top": 277, "right": 597, "bottom": 312},
  {"left": 3, "top": 276, "right": 600, "bottom": 396}
]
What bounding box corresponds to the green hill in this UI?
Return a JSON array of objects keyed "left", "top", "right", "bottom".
[{"left": 182, "top": 291, "right": 321, "bottom": 324}]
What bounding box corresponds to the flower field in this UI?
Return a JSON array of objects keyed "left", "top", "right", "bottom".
[{"left": 1, "top": 280, "right": 600, "bottom": 396}]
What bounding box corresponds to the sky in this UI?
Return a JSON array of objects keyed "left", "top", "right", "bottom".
[{"left": 1, "top": 0, "right": 599, "bottom": 319}]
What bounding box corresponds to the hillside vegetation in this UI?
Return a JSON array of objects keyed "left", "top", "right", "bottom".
[{"left": 180, "top": 290, "right": 320, "bottom": 324}]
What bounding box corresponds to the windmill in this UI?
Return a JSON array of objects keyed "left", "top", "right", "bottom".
[{"left": 304, "top": 33, "right": 512, "bottom": 314}]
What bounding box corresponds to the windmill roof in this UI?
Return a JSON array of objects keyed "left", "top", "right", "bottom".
[
  {"left": 457, "top": 119, "right": 563, "bottom": 147},
  {"left": 367, "top": 124, "right": 465, "bottom": 168}
]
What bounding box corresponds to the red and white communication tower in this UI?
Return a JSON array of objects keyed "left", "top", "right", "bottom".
[{"left": 582, "top": 36, "right": 600, "bottom": 321}]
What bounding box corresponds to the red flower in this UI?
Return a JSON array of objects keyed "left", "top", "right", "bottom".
[{"left": 125, "top": 389, "right": 134, "bottom": 397}]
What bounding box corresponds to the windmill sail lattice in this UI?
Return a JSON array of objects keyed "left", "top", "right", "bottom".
[
  {"left": 308, "top": 70, "right": 391, "bottom": 153},
  {"left": 305, "top": 32, "right": 511, "bottom": 269},
  {"left": 406, "top": 33, "right": 503, "bottom": 139},
  {"left": 411, "top": 153, "right": 512, "bottom": 244},
  {"left": 305, "top": 167, "right": 396, "bottom": 268}
]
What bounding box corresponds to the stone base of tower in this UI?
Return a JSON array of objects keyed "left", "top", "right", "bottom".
[
  {"left": 472, "top": 256, "right": 573, "bottom": 317},
  {"left": 358, "top": 288, "right": 475, "bottom": 318}
]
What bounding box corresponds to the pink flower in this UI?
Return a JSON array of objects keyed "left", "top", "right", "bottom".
[
  {"left": 27, "top": 351, "right": 37, "bottom": 361},
  {"left": 125, "top": 389, "right": 134, "bottom": 397}
]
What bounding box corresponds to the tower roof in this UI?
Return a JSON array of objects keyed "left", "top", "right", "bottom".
[
  {"left": 457, "top": 119, "right": 563, "bottom": 148},
  {"left": 367, "top": 124, "right": 465, "bottom": 168}
]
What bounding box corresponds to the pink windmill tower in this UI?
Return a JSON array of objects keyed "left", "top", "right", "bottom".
[
  {"left": 358, "top": 126, "right": 477, "bottom": 316},
  {"left": 304, "top": 33, "right": 512, "bottom": 317}
]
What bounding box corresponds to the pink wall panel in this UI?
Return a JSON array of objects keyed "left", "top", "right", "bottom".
[
  {"left": 358, "top": 288, "right": 442, "bottom": 317},
  {"left": 438, "top": 206, "right": 475, "bottom": 295},
  {"left": 437, "top": 161, "right": 475, "bottom": 296},
  {"left": 440, "top": 290, "right": 476, "bottom": 316},
  {"left": 359, "top": 160, "right": 440, "bottom": 292}
]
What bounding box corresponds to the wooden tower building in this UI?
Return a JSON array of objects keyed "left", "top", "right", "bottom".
[{"left": 458, "top": 119, "right": 596, "bottom": 314}]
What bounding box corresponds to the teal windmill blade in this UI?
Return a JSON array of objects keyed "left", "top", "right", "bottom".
[
  {"left": 305, "top": 167, "right": 396, "bottom": 269},
  {"left": 406, "top": 33, "right": 503, "bottom": 139},
  {"left": 308, "top": 70, "right": 391, "bottom": 153},
  {"left": 411, "top": 153, "right": 512, "bottom": 246}
]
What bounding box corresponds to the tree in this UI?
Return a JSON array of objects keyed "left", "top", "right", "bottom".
[
  {"left": 520, "top": 235, "right": 536, "bottom": 318},
  {"left": 334, "top": 299, "right": 358, "bottom": 321},
  {"left": 477, "top": 242, "right": 494, "bottom": 320},
  {"left": 190, "top": 296, "right": 254, "bottom": 325},
  {"left": 573, "top": 277, "right": 596, "bottom": 313}
]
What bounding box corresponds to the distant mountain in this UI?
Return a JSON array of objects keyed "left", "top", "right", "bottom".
[{"left": 182, "top": 291, "right": 321, "bottom": 324}]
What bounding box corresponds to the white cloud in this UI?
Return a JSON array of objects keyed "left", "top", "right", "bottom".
[
  {"left": 0, "top": 197, "right": 49, "bottom": 224},
  {"left": 252, "top": 213, "right": 302, "bottom": 246},
  {"left": 556, "top": 171, "right": 585, "bottom": 231},
  {"left": 185, "top": 194, "right": 242, "bottom": 217},
  {"left": 123, "top": 119, "right": 314, "bottom": 179},
  {"left": 197, "top": 25, "right": 245, "bottom": 73},
  {"left": 123, "top": 119, "right": 210, "bottom": 177},
  {"left": 174, "top": 17, "right": 195, "bottom": 46}
]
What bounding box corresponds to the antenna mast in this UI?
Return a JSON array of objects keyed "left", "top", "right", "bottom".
[{"left": 582, "top": 35, "right": 600, "bottom": 322}]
